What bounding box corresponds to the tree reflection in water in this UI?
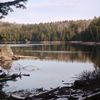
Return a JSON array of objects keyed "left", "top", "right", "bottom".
[{"left": 12, "top": 44, "right": 100, "bottom": 69}]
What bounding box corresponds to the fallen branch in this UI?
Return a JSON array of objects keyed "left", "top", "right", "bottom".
[
  {"left": 10, "top": 94, "right": 26, "bottom": 100},
  {"left": 82, "top": 91, "right": 100, "bottom": 100},
  {"left": 32, "top": 87, "right": 59, "bottom": 99},
  {"left": 0, "top": 74, "right": 21, "bottom": 82}
]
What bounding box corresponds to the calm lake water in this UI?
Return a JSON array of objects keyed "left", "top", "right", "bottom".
[{"left": 1, "top": 43, "right": 100, "bottom": 91}]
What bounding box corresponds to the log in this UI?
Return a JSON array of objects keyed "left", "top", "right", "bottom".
[
  {"left": 33, "top": 87, "right": 59, "bottom": 98},
  {"left": 22, "top": 74, "right": 30, "bottom": 76},
  {"left": 81, "top": 91, "right": 100, "bottom": 100},
  {"left": 9, "top": 87, "right": 59, "bottom": 100},
  {"left": 0, "top": 74, "right": 21, "bottom": 82},
  {"left": 10, "top": 94, "right": 26, "bottom": 100}
]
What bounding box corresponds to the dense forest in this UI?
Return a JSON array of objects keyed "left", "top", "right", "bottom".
[{"left": 0, "top": 17, "right": 100, "bottom": 43}]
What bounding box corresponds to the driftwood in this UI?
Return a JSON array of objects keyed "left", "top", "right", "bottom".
[
  {"left": 0, "top": 73, "right": 31, "bottom": 82},
  {"left": 82, "top": 91, "right": 100, "bottom": 100},
  {"left": 22, "top": 74, "right": 30, "bottom": 76},
  {"left": 0, "top": 74, "right": 21, "bottom": 82},
  {"left": 10, "top": 94, "right": 26, "bottom": 100},
  {"left": 9, "top": 87, "right": 59, "bottom": 100},
  {"left": 2, "top": 85, "right": 100, "bottom": 100},
  {"left": 33, "top": 87, "right": 59, "bottom": 99}
]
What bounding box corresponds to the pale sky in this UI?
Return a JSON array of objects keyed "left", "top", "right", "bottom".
[{"left": 1, "top": 0, "right": 100, "bottom": 24}]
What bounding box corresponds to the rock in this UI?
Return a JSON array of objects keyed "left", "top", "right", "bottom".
[
  {"left": 0, "top": 45, "right": 14, "bottom": 70},
  {"left": 0, "top": 70, "right": 2, "bottom": 73},
  {"left": 0, "top": 56, "right": 12, "bottom": 61},
  {"left": 0, "top": 44, "right": 13, "bottom": 56},
  {"left": 0, "top": 58, "right": 12, "bottom": 70}
]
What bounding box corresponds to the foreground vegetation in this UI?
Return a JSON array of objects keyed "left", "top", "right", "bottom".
[{"left": 0, "top": 17, "right": 100, "bottom": 43}]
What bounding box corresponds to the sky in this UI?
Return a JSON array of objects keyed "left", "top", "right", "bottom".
[{"left": 1, "top": 0, "right": 100, "bottom": 24}]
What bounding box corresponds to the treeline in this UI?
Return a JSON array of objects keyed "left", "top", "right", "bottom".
[
  {"left": 0, "top": 17, "right": 100, "bottom": 43},
  {"left": 72, "top": 17, "right": 100, "bottom": 41}
]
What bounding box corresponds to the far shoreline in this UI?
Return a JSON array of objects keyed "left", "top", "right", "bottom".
[{"left": 0, "top": 41, "right": 100, "bottom": 46}]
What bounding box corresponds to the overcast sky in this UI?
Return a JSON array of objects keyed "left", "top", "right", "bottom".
[{"left": 1, "top": 0, "right": 100, "bottom": 24}]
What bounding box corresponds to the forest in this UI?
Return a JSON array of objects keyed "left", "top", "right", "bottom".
[{"left": 0, "top": 17, "right": 100, "bottom": 43}]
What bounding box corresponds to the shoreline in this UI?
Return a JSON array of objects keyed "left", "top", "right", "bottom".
[
  {"left": 0, "top": 41, "right": 100, "bottom": 46},
  {"left": 67, "top": 41, "right": 100, "bottom": 46}
]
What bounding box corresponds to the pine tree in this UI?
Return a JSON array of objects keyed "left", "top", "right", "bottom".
[{"left": 0, "top": 0, "right": 28, "bottom": 18}]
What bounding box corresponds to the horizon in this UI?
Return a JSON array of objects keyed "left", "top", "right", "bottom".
[
  {"left": 0, "top": 17, "right": 96, "bottom": 25},
  {"left": 0, "top": 0, "right": 100, "bottom": 24}
]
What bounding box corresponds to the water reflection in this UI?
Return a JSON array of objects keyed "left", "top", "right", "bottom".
[
  {"left": 0, "top": 60, "right": 12, "bottom": 70},
  {"left": 71, "top": 44, "right": 100, "bottom": 69},
  {"left": 0, "top": 59, "right": 12, "bottom": 99},
  {"left": 0, "top": 43, "right": 99, "bottom": 99},
  {"left": 0, "top": 44, "right": 99, "bottom": 76},
  {"left": 12, "top": 44, "right": 100, "bottom": 69},
  {"left": 0, "top": 59, "right": 13, "bottom": 77}
]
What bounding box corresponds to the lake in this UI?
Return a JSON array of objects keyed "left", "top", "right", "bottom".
[{"left": 0, "top": 43, "right": 100, "bottom": 92}]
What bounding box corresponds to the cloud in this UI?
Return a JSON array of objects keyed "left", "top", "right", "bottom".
[{"left": 1, "top": 0, "right": 100, "bottom": 24}]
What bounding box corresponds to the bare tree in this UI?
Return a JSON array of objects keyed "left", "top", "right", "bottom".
[{"left": 0, "top": 0, "right": 28, "bottom": 18}]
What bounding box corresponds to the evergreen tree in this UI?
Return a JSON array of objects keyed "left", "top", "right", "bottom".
[{"left": 0, "top": 0, "right": 28, "bottom": 18}]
